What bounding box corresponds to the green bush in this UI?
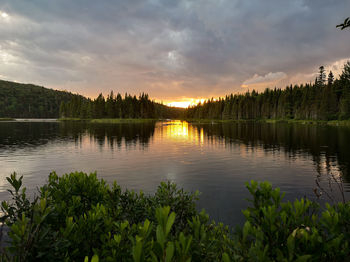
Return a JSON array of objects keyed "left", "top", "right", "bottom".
[{"left": 0, "top": 172, "right": 349, "bottom": 261}]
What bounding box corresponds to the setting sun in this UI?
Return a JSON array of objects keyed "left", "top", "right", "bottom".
[
  {"left": 0, "top": 11, "right": 9, "bottom": 19},
  {"left": 166, "top": 98, "right": 206, "bottom": 108}
]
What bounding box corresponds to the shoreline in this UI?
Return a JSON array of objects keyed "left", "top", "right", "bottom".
[
  {"left": 184, "top": 118, "right": 350, "bottom": 126},
  {"left": 0, "top": 118, "right": 14, "bottom": 121},
  {"left": 2, "top": 117, "right": 350, "bottom": 126},
  {"left": 58, "top": 118, "right": 159, "bottom": 123}
]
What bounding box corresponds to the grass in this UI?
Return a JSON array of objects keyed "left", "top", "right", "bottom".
[
  {"left": 184, "top": 118, "right": 350, "bottom": 126},
  {"left": 0, "top": 118, "right": 14, "bottom": 121},
  {"left": 58, "top": 118, "right": 158, "bottom": 123},
  {"left": 327, "top": 119, "right": 350, "bottom": 126},
  {"left": 184, "top": 119, "right": 255, "bottom": 124},
  {"left": 58, "top": 117, "right": 83, "bottom": 121},
  {"left": 90, "top": 118, "right": 157, "bottom": 123},
  {"left": 262, "top": 118, "right": 350, "bottom": 126}
]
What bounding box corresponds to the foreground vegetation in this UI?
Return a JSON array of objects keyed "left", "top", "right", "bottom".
[
  {"left": 185, "top": 62, "right": 350, "bottom": 121},
  {"left": 0, "top": 172, "right": 349, "bottom": 261}
]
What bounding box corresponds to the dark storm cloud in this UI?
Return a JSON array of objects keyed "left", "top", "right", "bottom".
[{"left": 0, "top": 0, "right": 349, "bottom": 100}]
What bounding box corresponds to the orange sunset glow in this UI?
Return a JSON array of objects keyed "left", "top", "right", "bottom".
[{"left": 165, "top": 98, "right": 206, "bottom": 108}]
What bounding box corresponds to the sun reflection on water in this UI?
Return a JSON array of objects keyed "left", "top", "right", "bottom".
[
  {"left": 158, "top": 120, "right": 204, "bottom": 145},
  {"left": 166, "top": 120, "right": 188, "bottom": 138}
]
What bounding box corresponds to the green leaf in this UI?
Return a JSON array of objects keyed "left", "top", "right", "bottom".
[
  {"left": 222, "top": 252, "right": 230, "bottom": 262},
  {"left": 156, "top": 225, "right": 165, "bottom": 247},
  {"left": 91, "top": 255, "right": 99, "bottom": 262},
  {"left": 287, "top": 234, "right": 295, "bottom": 260},
  {"left": 165, "top": 242, "right": 174, "bottom": 262},
  {"left": 165, "top": 212, "right": 176, "bottom": 236},
  {"left": 295, "top": 255, "right": 312, "bottom": 262},
  {"left": 132, "top": 241, "right": 143, "bottom": 262},
  {"left": 243, "top": 221, "right": 251, "bottom": 240}
]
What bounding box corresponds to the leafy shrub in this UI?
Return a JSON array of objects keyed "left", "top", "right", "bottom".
[
  {"left": 0, "top": 172, "right": 349, "bottom": 261},
  {"left": 235, "top": 181, "right": 350, "bottom": 261}
]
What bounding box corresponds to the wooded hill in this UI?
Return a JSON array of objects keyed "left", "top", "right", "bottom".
[
  {"left": 0, "top": 79, "right": 183, "bottom": 119},
  {"left": 0, "top": 80, "right": 86, "bottom": 118},
  {"left": 184, "top": 62, "right": 350, "bottom": 121}
]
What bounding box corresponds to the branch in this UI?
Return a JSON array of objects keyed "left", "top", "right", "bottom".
[{"left": 337, "top": 17, "right": 350, "bottom": 30}]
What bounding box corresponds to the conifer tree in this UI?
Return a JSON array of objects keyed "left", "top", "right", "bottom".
[
  {"left": 318, "top": 66, "right": 326, "bottom": 86},
  {"left": 340, "top": 61, "right": 350, "bottom": 82},
  {"left": 59, "top": 101, "right": 66, "bottom": 118},
  {"left": 328, "top": 71, "right": 334, "bottom": 86},
  {"left": 106, "top": 91, "right": 116, "bottom": 118}
]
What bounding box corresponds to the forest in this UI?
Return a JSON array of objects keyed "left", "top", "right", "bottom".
[
  {"left": 0, "top": 80, "right": 183, "bottom": 119},
  {"left": 59, "top": 92, "right": 183, "bottom": 119},
  {"left": 0, "top": 80, "right": 86, "bottom": 118},
  {"left": 184, "top": 62, "right": 350, "bottom": 121},
  {"left": 2, "top": 61, "right": 350, "bottom": 121}
]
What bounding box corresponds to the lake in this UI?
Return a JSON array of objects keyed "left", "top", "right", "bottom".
[{"left": 0, "top": 120, "right": 349, "bottom": 226}]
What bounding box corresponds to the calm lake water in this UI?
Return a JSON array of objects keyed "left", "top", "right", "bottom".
[{"left": 0, "top": 120, "right": 349, "bottom": 226}]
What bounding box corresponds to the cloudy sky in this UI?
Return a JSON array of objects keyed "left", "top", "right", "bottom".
[{"left": 0, "top": 0, "right": 349, "bottom": 106}]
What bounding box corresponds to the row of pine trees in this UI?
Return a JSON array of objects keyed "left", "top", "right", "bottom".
[
  {"left": 60, "top": 62, "right": 350, "bottom": 121},
  {"left": 184, "top": 62, "right": 350, "bottom": 121},
  {"left": 59, "top": 92, "right": 182, "bottom": 119}
]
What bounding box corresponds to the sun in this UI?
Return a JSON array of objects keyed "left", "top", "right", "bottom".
[
  {"left": 0, "top": 11, "right": 9, "bottom": 19},
  {"left": 167, "top": 101, "right": 193, "bottom": 108},
  {"left": 166, "top": 98, "right": 206, "bottom": 108}
]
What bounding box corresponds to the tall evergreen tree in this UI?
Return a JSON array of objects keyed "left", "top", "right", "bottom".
[
  {"left": 59, "top": 102, "right": 66, "bottom": 118},
  {"left": 328, "top": 71, "right": 334, "bottom": 86},
  {"left": 106, "top": 91, "right": 116, "bottom": 118},
  {"left": 340, "top": 61, "right": 350, "bottom": 82},
  {"left": 318, "top": 66, "right": 326, "bottom": 86}
]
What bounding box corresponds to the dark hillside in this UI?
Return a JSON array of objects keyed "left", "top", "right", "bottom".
[
  {"left": 0, "top": 80, "right": 184, "bottom": 119},
  {"left": 0, "top": 80, "right": 86, "bottom": 118}
]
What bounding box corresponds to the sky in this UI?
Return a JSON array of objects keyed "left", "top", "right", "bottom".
[{"left": 0, "top": 0, "right": 349, "bottom": 107}]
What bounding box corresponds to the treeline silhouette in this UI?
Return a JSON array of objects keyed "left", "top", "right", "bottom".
[
  {"left": 59, "top": 92, "right": 183, "bottom": 119},
  {"left": 0, "top": 80, "right": 85, "bottom": 118},
  {"left": 185, "top": 62, "right": 350, "bottom": 120},
  {"left": 0, "top": 79, "right": 183, "bottom": 119}
]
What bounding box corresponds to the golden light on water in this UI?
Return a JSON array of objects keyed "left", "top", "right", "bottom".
[
  {"left": 164, "top": 120, "right": 189, "bottom": 138},
  {"left": 160, "top": 120, "right": 205, "bottom": 145}
]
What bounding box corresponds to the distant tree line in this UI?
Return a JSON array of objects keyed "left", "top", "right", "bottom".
[
  {"left": 60, "top": 92, "right": 183, "bottom": 119},
  {"left": 185, "top": 62, "right": 350, "bottom": 121},
  {"left": 0, "top": 79, "right": 183, "bottom": 119},
  {"left": 0, "top": 80, "right": 85, "bottom": 118}
]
